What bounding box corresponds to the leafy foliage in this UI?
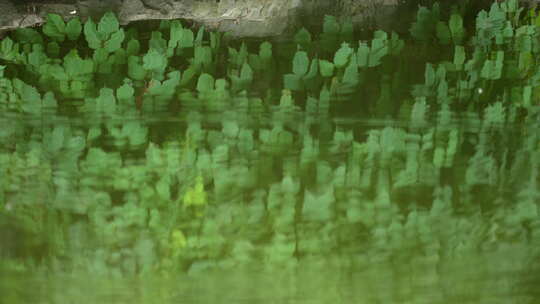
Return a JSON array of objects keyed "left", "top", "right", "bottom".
[
  {"left": 1, "top": 2, "right": 537, "bottom": 119},
  {"left": 0, "top": 5, "right": 539, "bottom": 299}
]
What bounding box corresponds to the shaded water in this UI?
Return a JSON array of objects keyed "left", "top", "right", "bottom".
[
  {"left": 1, "top": 0, "right": 540, "bottom": 303},
  {"left": 1, "top": 109, "right": 539, "bottom": 303}
]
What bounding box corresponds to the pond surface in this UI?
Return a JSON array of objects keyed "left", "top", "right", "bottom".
[
  {"left": 1, "top": 1, "right": 540, "bottom": 303},
  {"left": 1, "top": 108, "right": 539, "bottom": 303}
]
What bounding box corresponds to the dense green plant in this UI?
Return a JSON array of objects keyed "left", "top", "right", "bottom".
[{"left": 0, "top": 1, "right": 538, "bottom": 120}]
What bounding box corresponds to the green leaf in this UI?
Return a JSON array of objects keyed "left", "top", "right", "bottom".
[
  {"left": 43, "top": 14, "right": 66, "bottom": 42},
  {"left": 28, "top": 47, "right": 48, "bottom": 69},
  {"left": 126, "top": 39, "right": 140, "bottom": 56},
  {"left": 501, "top": 0, "right": 518, "bottom": 13},
  {"left": 357, "top": 31, "right": 390, "bottom": 68},
  {"left": 84, "top": 19, "right": 102, "bottom": 49},
  {"left": 453, "top": 46, "right": 465, "bottom": 68},
  {"left": 65, "top": 49, "right": 93, "bottom": 78},
  {"left": 94, "top": 87, "right": 116, "bottom": 113},
  {"left": 259, "top": 41, "right": 272, "bottom": 61},
  {"left": 28, "top": 46, "right": 44, "bottom": 70},
  {"left": 0, "top": 37, "right": 22, "bottom": 62},
  {"left": 319, "top": 85, "right": 330, "bottom": 109},
  {"left": 104, "top": 29, "right": 125, "bottom": 53},
  {"left": 180, "top": 66, "right": 197, "bottom": 86},
  {"left": 436, "top": 21, "right": 451, "bottom": 45},
  {"left": 67, "top": 135, "right": 85, "bottom": 154},
  {"left": 97, "top": 12, "right": 120, "bottom": 38},
  {"left": 240, "top": 62, "right": 253, "bottom": 83},
  {"left": 117, "top": 82, "right": 135, "bottom": 101},
  {"left": 156, "top": 177, "right": 171, "bottom": 201},
  {"left": 14, "top": 28, "right": 43, "bottom": 44},
  {"left": 305, "top": 58, "right": 319, "bottom": 79},
  {"left": 369, "top": 32, "right": 388, "bottom": 67},
  {"left": 516, "top": 29, "right": 533, "bottom": 52},
  {"left": 179, "top": 29, "right": 194, "bottom": 48},
  {"left": 47, "top": 125, "right": 66, "bottom": 154},
  {"left": 302, "top": 188, "right": 334, "bottom": 222},
  {"left": 319, "top": 60, "right": 335, "bottom": 77},
  {"left": 323, "top": 15, "right": 340, "bottom": 35},
  {"left": 374, "top": 30, "right": 388, "bottom": 41},
  {"left": 197, "top": 73, "right": 214, "bottom": 92},
  {"left": 292, "top": 50, "right": 309, "bottom": 76},
  {"left": 279, "top": 90, "right": 294, "bottom": 109},
  {"left": 519, "top": 51, "right": 532, "bottom": 76},
  {"left": 215, "top": 78, "right": 227, "bottom": 92},
  {"left": 93, "top": 47, "right": 108, "bottom": 64},
  {"left": 59, "top": 79, "right": 70, "bottom": 95},
  {"left": 410, "top": 5, "right": 439, "bottom": 41},
  {"left": 437, "top": 79, "right": 448, "bottom": 102},
  {"left": 128, "top": 56, "right": 146, "bottom": 80},
  {"left": 340, "top": 18, "right": 354, "bottom": 41},
  {"left": 495, "top": 51, "right": 504, "bottom": 73},
  {"left": 149, "top": 31, "right": 167, "bottom": 54},
  {"left": 321, "top": 15, "right": 340, "bottom": 52},
  {"left": 193, "top": 46, "right": 212, "bottom": 69},
  {"left": 17, "top": 80, "right": 41, "bottom": 114},
  {"left": 502, "top": 21, "right": 514, "bottom": 39},
  {"left": 342, "top": 61, "right": 358, "bottom": 85},
  {"left": 66, "top": 18, "right": 82, "bottom": 41},
  {"left": 449, "top": 13, "right": 464, "bottom": 44},
  {"left": 149, "top": 71, "right": 180, "bottom": 97},
  {"left": 249, "top": 54, "right": 261, "bottom": 70},
  {"left": 159, "top": 19, "right": 171, "bottom": 30},
  {"left": 388, "top": 32, "right": 404, "bottom": 55},
  {"left": 294, "top": 27, "right": 311, "bottom": 48},
  {"left": 231, "top": 62, "right": 253, "bottom": 92},
  {"left": 169, "top": 20, "right": 183, "bottom": 49},
  {"left": 425, "top": 63, "right": 435, "bottom": 86},
  {"left": 143, "top": 49, "right": 167, "bottom": 72},
  {"left": 357, "top": 42, "right": 369, "bottom": 67},
  {"left": 1, "top": 37, "right": 14, "bottom": 56},
  {"left": 42, "top": 91, "right": 58, "bottom": 108},
  {"left": 113, "top": 48, "right": 126, "bottom": 65},
  {"left": 210, "top": 31, "right": 221, "bottom": 50},
  {"left": 481, "top": 55, "right": 503, "bottom": 80},
  {"left": 333, "top": 42, "right": 353, "bottom": 68},
  {"left": 228, "top": 43, "right": 249, "bottom": 69},
  {"left": 283, "top": 73, "right": 303, "bottom": 91},
  {"left": 475, "top": 7, "right": 506, "bottom": 47},
  {"left": 47, "top": 41, "right": 60, "bottom": 58},
  {"left": 70, "top": 80, "right": 85, "bottom": 98},
  {"left": 81, "top": 60, "right": 94, "bottom": 76},
  {"left": 43, "top": 64, "right": 68, "bottom": 81},
  {"left": 195, "top": 26, "right": 205, "bottom": 46}
]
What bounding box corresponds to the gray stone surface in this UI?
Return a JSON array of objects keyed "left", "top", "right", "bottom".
[
  {"left": 0, "top": 0, "right": 400, "bottom": 38},
  {"left": 3, "top": 0, "right": 536, "bottom": 38}
]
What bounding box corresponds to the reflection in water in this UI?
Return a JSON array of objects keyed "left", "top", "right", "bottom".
[
  {"left": 1, "top": 108, "right": 539, "bottom": 303},
  {"left": 0, "top": 252, "right": 538, "bottom": 304}
]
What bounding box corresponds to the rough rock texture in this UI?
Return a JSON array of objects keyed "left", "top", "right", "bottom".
[
  {"left": 1, "top": 0, "right": 537, "bottom": 38},
  {"left": 0, "top": 0, "right": 399, "bottom": 38}
]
